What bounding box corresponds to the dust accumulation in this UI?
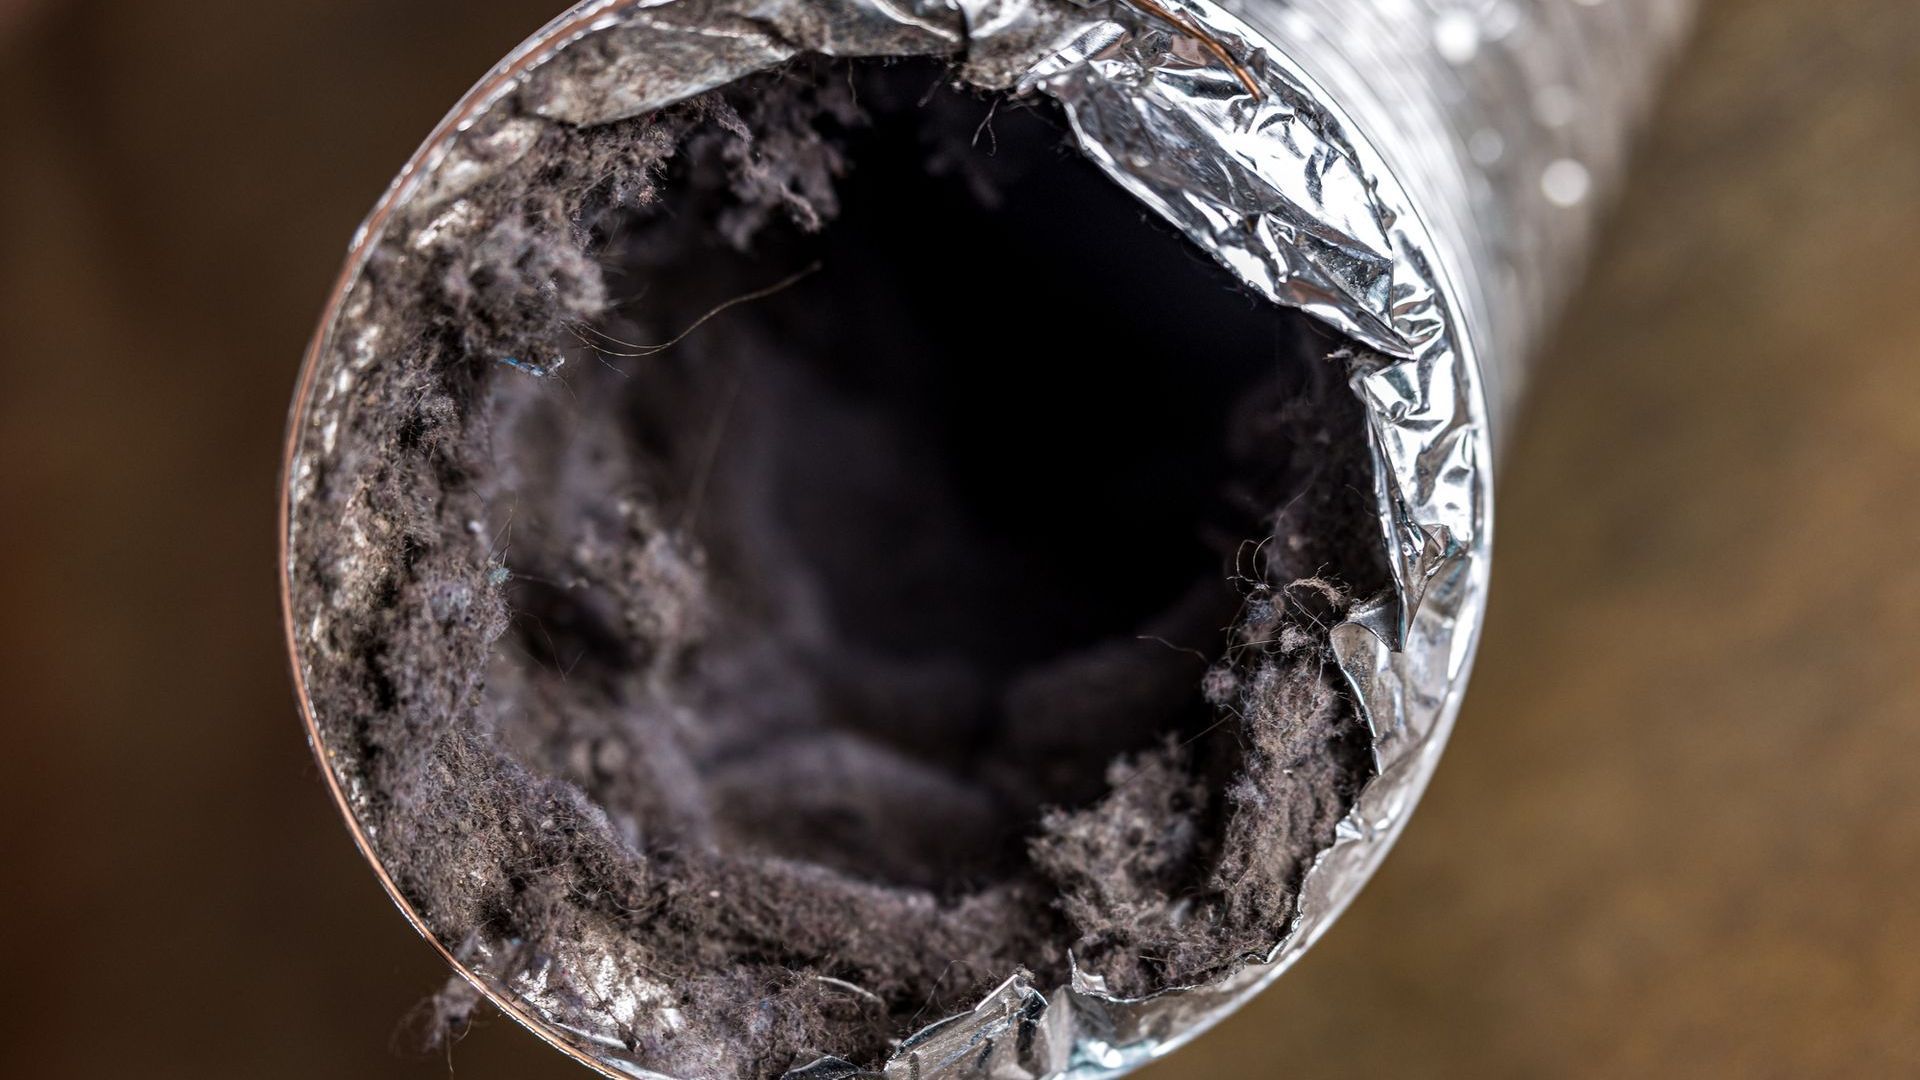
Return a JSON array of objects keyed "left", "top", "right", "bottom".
[{"left": 289, "top": 59, "right": 1387, "bottom": 1079}]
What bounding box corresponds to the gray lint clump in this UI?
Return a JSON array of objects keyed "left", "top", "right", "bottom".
[{"left": 290, "top": 58, "right": 1390, "bottom": 1079}]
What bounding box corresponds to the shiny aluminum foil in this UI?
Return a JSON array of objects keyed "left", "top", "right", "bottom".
[{"left": 282, "top": 1, "right": 1690, "bottom": 1077}]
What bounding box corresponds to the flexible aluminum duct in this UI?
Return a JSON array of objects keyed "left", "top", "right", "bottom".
[{"left": 282, "top": 2, "right": 1690, "bottom": 1076}]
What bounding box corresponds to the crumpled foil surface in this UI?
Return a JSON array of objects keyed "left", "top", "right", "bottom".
[{"left": 283, "top": 0, "right": 1691, "bottom": 1076}]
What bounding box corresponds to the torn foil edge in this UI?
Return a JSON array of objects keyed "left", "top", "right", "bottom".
[{"left": 281, "top": 0, "right": 1686, "bottom": 1077}]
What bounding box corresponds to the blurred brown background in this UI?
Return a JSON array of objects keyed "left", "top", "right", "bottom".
[{"left": 2, "top": 1, "right": 1916, "bottom": 1076}]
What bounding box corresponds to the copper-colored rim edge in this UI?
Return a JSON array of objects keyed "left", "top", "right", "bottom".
[{"left": 278, "top": 3, "right": 648, "bottom": 1077}]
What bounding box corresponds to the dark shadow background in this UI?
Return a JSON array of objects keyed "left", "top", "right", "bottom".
[{"left": 2, "top": 1, "right": 1916, "bottom": 1076}]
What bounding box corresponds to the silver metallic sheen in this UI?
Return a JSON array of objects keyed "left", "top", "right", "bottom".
[{"left": 282, "top": 1, "right": 1691, "bottom": 1077}]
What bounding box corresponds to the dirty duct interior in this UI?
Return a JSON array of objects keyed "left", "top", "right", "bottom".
[{"left": 289, "top": 57, "right": 1396, "bottom": 1078}]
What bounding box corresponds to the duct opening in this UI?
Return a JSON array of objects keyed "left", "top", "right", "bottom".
[{"left": 291, "top": 59, "right": 1388, "bottom": 1078}]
